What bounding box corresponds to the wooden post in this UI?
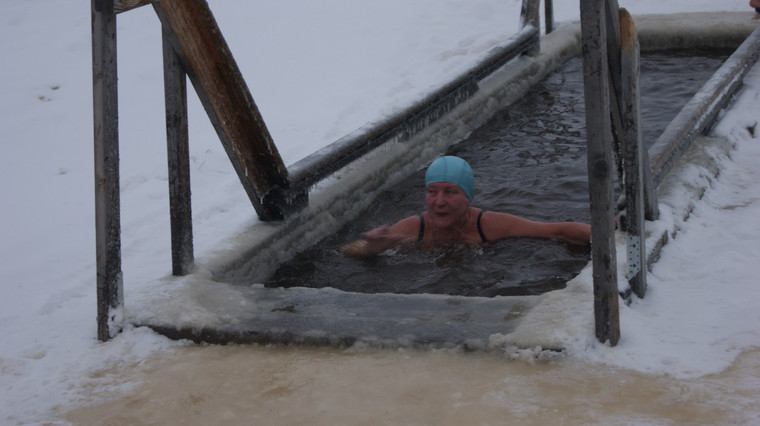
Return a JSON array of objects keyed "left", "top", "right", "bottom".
[
  {"left": 642, "top": 160, "right": 660, "bottom": 222},
  {"left": 545, "top": 0, "right": 554, "bottom": 34},
  {"left": 153, "top": 0, "right": 305, "bottom": 221},
  {"left": 609, "top": 4, "right": 659, "bottom": 222},
  {"left": 520, "top": 0, "right": 540, "bottom": 55},
  {"left": 619, "top": 9, "right": 647, "bottom": 298},
  {"left": 580, "top": 0, "right": 620, "bottom": 346},
  {"left": 92, "top": 0, "right": 124, "bottom": 341},
  {"left": 162, "top": 24, "right": 194, "bottom": 275}
]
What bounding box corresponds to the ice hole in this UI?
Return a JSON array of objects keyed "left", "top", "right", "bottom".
[{"left": 264, "top": 51, "right": 729, "bottom": 297}]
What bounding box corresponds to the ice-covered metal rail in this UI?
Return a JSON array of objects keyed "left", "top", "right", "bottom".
[
  {"left": 649, "top": 25, "right": 760, "bottom": 187},
  {"left": 287, "top": 25, "right": 539, "bottom": 195}
]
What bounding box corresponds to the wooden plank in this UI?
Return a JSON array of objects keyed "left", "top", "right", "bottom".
[
  {"left": 619, "top": 8, "right": 647, "bottom": 298},
  {"left": 612, "top": 4, "right": 658, "bottom": 221},
  {"left": 580, "top": 0, "right": 620, "bottom": 346},
  {"left": 162, "top": 25, "right": 194, "bottom": 275},
  {"left": 153, "top": 0, "right": 303, "bottom": 221},
  {"left": 92, "top": 0, "right": 124, "bottom": 342}
]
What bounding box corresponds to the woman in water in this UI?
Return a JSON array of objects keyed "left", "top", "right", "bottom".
[{"left": 340, "top": 156, "right": 591, "bottom": 257}]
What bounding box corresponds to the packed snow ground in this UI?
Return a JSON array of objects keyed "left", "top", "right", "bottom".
[{"left": 0, "top": 0, "right": 758, "bottom": 423}]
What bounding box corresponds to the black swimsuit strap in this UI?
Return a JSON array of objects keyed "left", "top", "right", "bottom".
[
  {"left": 419, "top": 211, "right": 488, "bottom": 243},
  {"left": 477, "top": 210, "right": 488, "bottom": 243}
]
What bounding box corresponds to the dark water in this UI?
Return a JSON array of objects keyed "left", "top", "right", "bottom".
[{"left": 265, "top": 51, "right": 727, "bottom": 297}]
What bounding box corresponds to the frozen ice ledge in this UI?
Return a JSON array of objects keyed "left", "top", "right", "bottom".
[{"left": 130, "top": 12, "right": 758, "bottom": 350}]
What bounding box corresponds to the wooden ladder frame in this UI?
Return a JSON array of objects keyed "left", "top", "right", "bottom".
[{"left": 92, "top": 0, "right": 545, "bottom": 341}]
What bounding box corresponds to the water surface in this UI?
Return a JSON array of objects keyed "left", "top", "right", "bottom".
[{"left": 266, "top": 51, "right": 727, "bottom": 297}]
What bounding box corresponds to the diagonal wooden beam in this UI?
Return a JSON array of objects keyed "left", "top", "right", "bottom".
[{"left": 153, "top": 0, "right": 304, "bottom": 221}]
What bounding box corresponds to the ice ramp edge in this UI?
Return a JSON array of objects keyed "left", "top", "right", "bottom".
[{"left": 130, "top": 279, "right": 549, "bottom": 351}]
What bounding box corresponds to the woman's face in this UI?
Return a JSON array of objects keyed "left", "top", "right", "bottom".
[{"left": 425, "top": 182, "right": 470, "bottom": 230}]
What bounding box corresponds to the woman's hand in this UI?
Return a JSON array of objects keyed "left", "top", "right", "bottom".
[{"left": 340, "top": 225, "right": 411, "bottom": 257}]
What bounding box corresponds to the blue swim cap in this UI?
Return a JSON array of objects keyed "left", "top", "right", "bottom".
[{"left": 425, "top": 156, "right": 474, "bottom": 201}]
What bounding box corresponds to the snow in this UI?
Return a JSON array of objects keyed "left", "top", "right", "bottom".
[{"left": 1, "top": 0, "right": 758, "bottom": 423}]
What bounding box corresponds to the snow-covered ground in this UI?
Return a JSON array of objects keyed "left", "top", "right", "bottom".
[{"left": 1, "top": 1, "right": 759, "bottom": 423}]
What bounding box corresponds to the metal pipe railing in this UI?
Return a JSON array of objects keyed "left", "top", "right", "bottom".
[{"left": 649, "top": 25, "right": 760, "bottom": 187}]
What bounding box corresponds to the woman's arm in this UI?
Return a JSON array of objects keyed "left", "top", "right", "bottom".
[
  {"left": 339, "top": 215, "right": 421, "bottom": 257},
  {"left": 481, "top": 211, "right": 591, "bottom": 245}
]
